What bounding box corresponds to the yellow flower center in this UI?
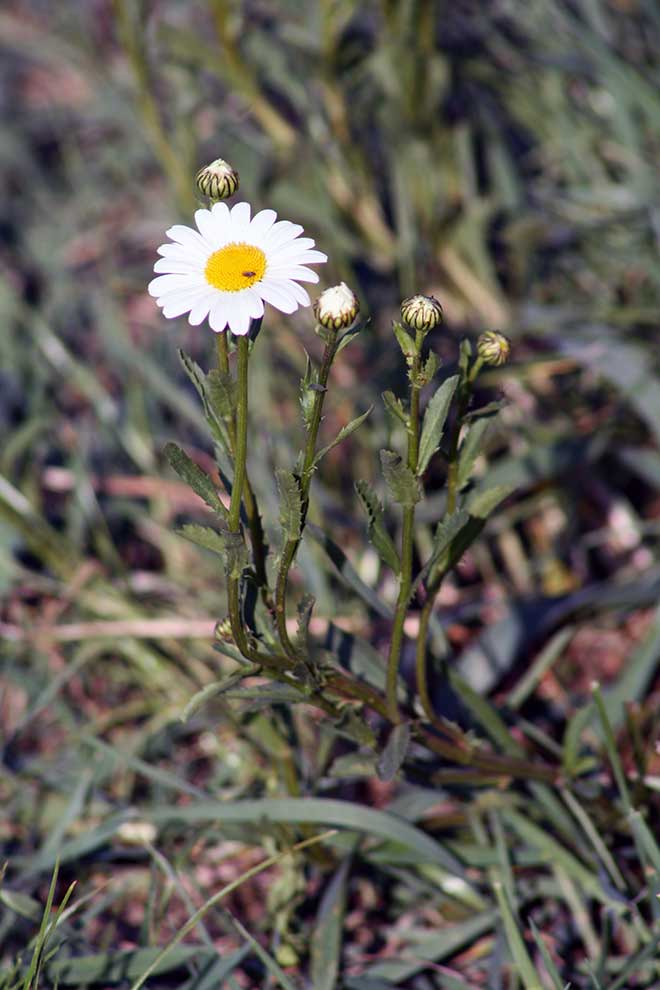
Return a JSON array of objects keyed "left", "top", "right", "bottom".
[{"left": 204, "top": 242, "right": 267, "bottom": 292}]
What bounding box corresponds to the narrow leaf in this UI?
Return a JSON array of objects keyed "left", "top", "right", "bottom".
[
  {"left": 382, "top": 390, "right": 408, "bottom": 426},
  {"left": 207, "top": 368, "right": 237, "bottom": 420},
  {"left": 468, "top": 482, "right": 516, "bottom": 519},
  {"left": 276, "top": 469, "right": 303, "bottom": 539},
  {"left": 315, "top": 406, "right": 372, "bottom": 465},
  {"left": 417, "top": 375, "right": 459, "bottom": 475},
  {"left": 355, "top": 480, "right": 401, "bottom": 574},
  {"left": 164, "top": 442, "right": 228, "bottom": 519},
  {"left": 376, "top": 723, "right": 412, "bottom": 782},
  {"left": 392, "top": 321, "right": 417, "bottom": 362},
  {"left": 380, "top": 450, "right": 421, "bottom": 507},
  {"left": 178, "top": 523, "right": 227, "bottom": 556},
  {"left": 296, "top": 593, "right": 316, "bottom": 649},
  {"left": 311, "top": 859, "right": 352, "bottom": 990},
  {"left": 456, "top": 418, "right": 491, "bottom": 491}
]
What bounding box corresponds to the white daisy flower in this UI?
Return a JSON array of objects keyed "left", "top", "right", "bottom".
[{"left": 148, "top": 201, "right": 328, "bottom": 335}]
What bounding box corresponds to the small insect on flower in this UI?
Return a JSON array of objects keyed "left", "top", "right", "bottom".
[{"left": 148, "top": 202, "right": 328, "bottom": 335}]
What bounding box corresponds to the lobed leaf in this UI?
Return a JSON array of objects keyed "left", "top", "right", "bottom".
[
  {"left": 355, "top": 480, "right": 401, "bottom": 574},
  {"left": 276, "top": 469, "right": 303, "bottom": 539},
  {"left": 164, "top": 442, "right": 228, "bottom": 519},
  {"left": 314, "top": 406, "right": 372, "bottom": 466},
  {"left": 417, "top": 375, "right": 459, "bottom": 475},
  {"left": 380, "top": 450, "right": 421, "bottom": 507}
]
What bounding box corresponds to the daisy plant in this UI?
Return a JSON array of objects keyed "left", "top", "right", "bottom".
[{"left": 154, "top": 160, "right": 556, "bottom": 786}]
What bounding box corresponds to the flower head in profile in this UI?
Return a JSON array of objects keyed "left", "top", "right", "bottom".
[{"left": 148, "top": 202, "right": 327, "bottom": 335}]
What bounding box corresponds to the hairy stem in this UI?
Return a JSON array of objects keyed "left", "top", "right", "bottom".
[
  {"left": 216, "top": 334, "right": 270, "bottom": 593},
  {"left": 275, "top": 330, "right": 338, "bottom": 660},
  {"left": 386, "top": 331, "right": 424, "bottom": 722}
]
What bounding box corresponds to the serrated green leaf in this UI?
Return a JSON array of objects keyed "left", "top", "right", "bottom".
[
  {"left": 420, "top": 350, "right": 439, "bottom": 384},
  {"left": 382, "top": 390, "right": 408, "bottom": 425},
  {"left": 416, "top": 509, "right": 471, "bottom": 590},
  {"left": 468, "top": 482, "right": 516, "bottom": 518},
  {"left": 179, "top": 524, "right": 247, "bottom": 578},
  {"left": 164, "top": 442, "right": 228, "bottom": 519},
  {"left": 276, "top": 469, "right": 303, "bottom": 539},
  {"left": 314, "top": 406, "right": 372, "bottom": 465},
  {"left": 417, "top": 375, "right": 459, "bottom": 475},
  {"left": 299, "top": 350, "right": 316, "bottom": 429},
  {"left": 355, "top": 480, "right": 401, "bottom": 574},
  {"left": 376, "top": 722, "right": 411, "bottom": 782},
  {"left": 392, "top": 321, "right": 417, "bottom": 362},
  {"left": 296, "top": 593, "right": 315, "bottom": 648},
  {"left": 380, "top": 450, "right": 421, "bottom": 506},
  {"left": 179, "top": 349, "right": 230, "bottom": 453},
  {"left": 207, "top": 368, "right": 237, "bottom": 420},
  {"left": 179, "top": 523, "right": 227, "bottom": 556},
  {"left": 456, "top": 418, "right": 491, "bottom": 491}
]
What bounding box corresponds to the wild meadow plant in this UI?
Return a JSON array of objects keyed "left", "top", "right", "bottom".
[{"left": 150, "top": 159, "right": 553, "bottom": 784}]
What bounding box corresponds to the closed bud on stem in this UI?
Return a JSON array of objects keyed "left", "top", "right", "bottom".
[
  {"left": 314, "top": 282, "right": 360, "bottom": 330},
  {"left": 195, "top": 158, "right": 240, "bottom": 201},
  {"left": 401, "top": 294, "right": 443, "bottom": 333},
  {"left": 477, "top": 330, "right": 511, "bottom": 366}
]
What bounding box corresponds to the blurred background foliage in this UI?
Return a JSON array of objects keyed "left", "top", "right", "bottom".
[{"left": 1, "top": 0, "right": 659, "bottom": 987}]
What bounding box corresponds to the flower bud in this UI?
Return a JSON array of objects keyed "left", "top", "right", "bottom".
[
  {"left": 477, "top": 330, "right": 511, "bottom": 366},
  {"left": 400, "top": 294, "right": 443, "bottom": 333},
  {"left": 195, "top": 158, "right": 240, "bottom": 201},
  {"left": 314, "top": 282, "right": 360, "bottom": 330}
]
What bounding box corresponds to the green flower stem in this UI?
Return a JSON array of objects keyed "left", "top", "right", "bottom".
[
  {"left": 275, "top": 329, "right": 338, "bottom": 661},
  {"left": 216, "top": 334, "right": 269, "bottom": 594},
  {"left": 416, "top": 353, "right": 483, "bottom": 720},
  {"left": 385, "top": 331, "right": 425, "bottom": 723}
]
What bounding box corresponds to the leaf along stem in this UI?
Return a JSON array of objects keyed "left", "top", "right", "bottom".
[
  {"left": 386, "top": 330, "right": 424, "bottom": 722},
  {"left": 275, "top": 329, "right": 339, "bottom": 661}
]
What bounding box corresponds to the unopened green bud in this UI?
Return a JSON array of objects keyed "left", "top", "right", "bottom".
[
  {"left": 477, "top": 330, "right": 510, "bottom": 366},
  {"left": 314, "top": 282, "right": 360, "bottom": 330},
  {"left": 195, "top": 158, "right": 240, "bottom": 201},
  {"left": 401, "top": 294, "right": 443, "bottom": 333}
]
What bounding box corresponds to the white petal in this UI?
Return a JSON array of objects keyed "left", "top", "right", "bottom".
[
  {"left": 227, "top": 293, "right": 253, "bottom": 335},
  {"left": 210, "top": 201, "right": 231, "bottom": 223},
  {"left": 188, "top": 292, "right": 215, "bottom": 326},
  {"left": 247, "top": 208, "right": 278, "bottom": 242},
  {"left": 194, "top": 208, "right": 221, "bottom": 244},
  {"left": 243, "top": 287, "right": 265, "bottom": 320},
  {"left": 257, "top": 280, "right": 298, "bottom": 313},
  {"left": 162, "top": 287, "right": 212, "bottom": 318},
  {"left": 209, "top": 297, "right": 231, "bottom": 333},
  {"left": 157, "top": 242, "right": 206, "bottom": 262},
  {"left": 148, "top": 273, "right": 201, "bottom": 297},
  {"left": 229, "top": 201, "right": 252, "bottom": 240},
  {"left": 270, "top": 247, "right": 328, "bottom": 266},
  {"left": 266, "top": 264, "right": 320, "bottom": 283},
  {"left": 286, "top": 281, "right": 311, "bottom": 307},
  {"left": 263, "top": 220, "right": 304, "bottom": 251},
  {"left": 154, "top": 257, "right": 204, "bottom": 275},
  {"left": 165, "top": 224, "right": 210, "bottom": 254}
]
